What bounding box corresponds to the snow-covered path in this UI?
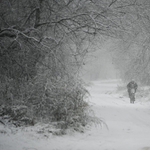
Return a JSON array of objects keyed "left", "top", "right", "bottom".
[
  {"left": 88, "top": 80, "right": 150, "bottom": 150},
  {"left": 1, "top": 80, "right": 150, "bottom": 150}
]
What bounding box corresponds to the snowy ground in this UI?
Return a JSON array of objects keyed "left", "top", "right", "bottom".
[{"left": 1, "top": 80, "right": 150, "bottom": 150}]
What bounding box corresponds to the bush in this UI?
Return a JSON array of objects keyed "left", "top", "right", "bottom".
[
  {"left": 26, "top": 74, "right": 91, "bottom": 129},
  {"left": 0, "top": 70, "right": 95, "bottom": 131}
]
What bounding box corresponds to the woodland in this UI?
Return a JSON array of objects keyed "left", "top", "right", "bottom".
[{"left": 0, "top": 0, "right": 150, "bottom": 132}]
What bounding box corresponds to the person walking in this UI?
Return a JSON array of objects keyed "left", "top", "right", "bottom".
[{"left": 127, "top": 79, "right": 138, "bottom": 103}]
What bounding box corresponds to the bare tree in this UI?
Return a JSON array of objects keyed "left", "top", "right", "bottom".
[{"left": 110, "top": 0, "right": 150, "bottom": 85}]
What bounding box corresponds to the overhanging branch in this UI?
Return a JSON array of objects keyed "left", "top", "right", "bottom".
[{"left": 0, "top": 29, "right": 16, "bottom": 38}]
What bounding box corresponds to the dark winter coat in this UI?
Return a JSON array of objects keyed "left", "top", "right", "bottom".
[{"left": 127, "top": 81, "right": 138, "bottom": 93}]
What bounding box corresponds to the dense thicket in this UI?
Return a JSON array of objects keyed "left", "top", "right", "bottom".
[{"left": 0, "top": 0, "right": 94, "bottom": 128}]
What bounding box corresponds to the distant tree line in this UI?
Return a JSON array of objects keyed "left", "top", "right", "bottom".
[{"left": 111, "top": 0, "right": 150, "bottom": 85}]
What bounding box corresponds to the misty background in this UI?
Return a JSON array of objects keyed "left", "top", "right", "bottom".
[{"left": 81, "top": 38, "right": 120, "bottom": 81}]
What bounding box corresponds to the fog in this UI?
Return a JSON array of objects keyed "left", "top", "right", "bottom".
[{"left": 81, "top": 38, "right": 120, "bottom": 81}]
